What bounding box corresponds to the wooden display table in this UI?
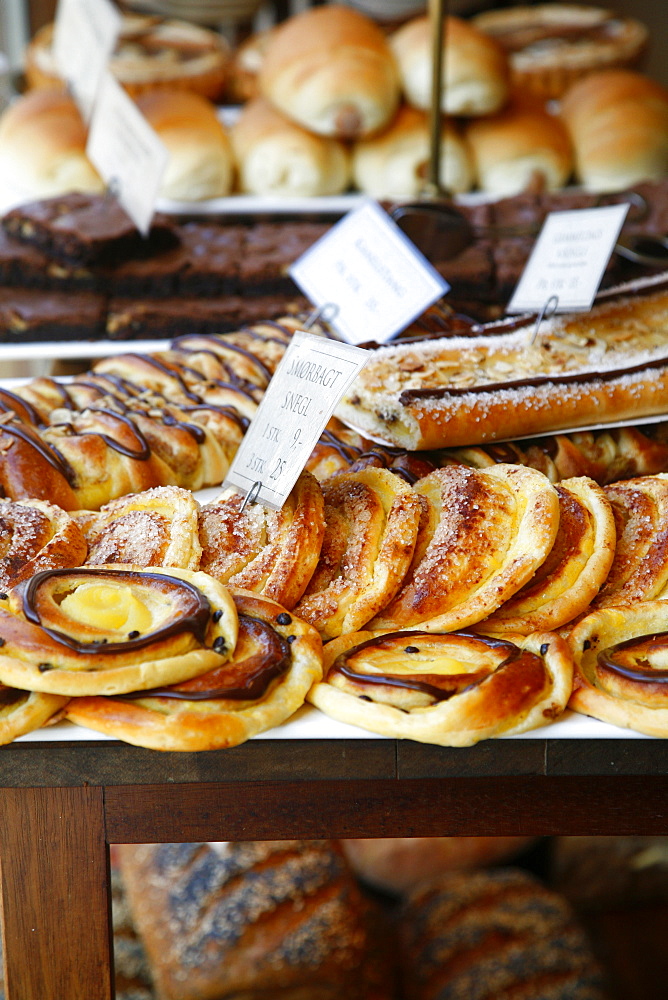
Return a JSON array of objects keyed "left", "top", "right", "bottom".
[{"left": 0, "top": 735, "right": 666, "bottom": 999}]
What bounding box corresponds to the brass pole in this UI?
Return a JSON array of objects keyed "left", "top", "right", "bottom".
[{"left": 426, "top": 0, "right": 447, "bottom": 198}]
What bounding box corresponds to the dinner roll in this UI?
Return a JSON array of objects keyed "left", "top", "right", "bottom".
[
  {"left": 0, "top": 89, "right": 103, "bottom": 199},
  {"left": 135, "top": 89, "right": 234, "bottom": 201},
  {"left": 231, "top": 96, "right": 351, "bottom": 197},
  {"left": 560, "top": 69, "right": 668, "bottom": 192},
  {"left": 352, "top": 104, "right": 474, "bottom": 197},
  {"left": 258, "top": 4, "right": 401, "bottom": 139},
  {"left": 391, "top": 14, "right": 510, "bottom": 117},
  {"left": 466, "top": 92, "right": 574, "bottom": 195}
]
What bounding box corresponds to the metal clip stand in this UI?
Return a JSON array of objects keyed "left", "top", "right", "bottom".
[
  {"left": 239, "top": 479, "right": 262, "bottom": 514},
  {"left": 528, "top": 294, "right": 559, "bottom": 346},
  {"left": 303, "top": 303, "right": 340, "bottom": 333}
]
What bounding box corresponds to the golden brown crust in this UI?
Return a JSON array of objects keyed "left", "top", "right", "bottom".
[
  {"left": 0, "top": 498, "right": 87, "bottom": 590},
  {"left": 0, "top": 418, "right": 81, "bottom": 511},
  {"left": 369, "top": 464, "right": 560, "bottom": 633},
  {"left": 0, "top": 685, "right": 68, "bottom": 746},
  {"left": 309, "top": 627, "right": 573, "bottom": 746},
  {"left": 293, "top": 467, "right": 423, "bottom": 639},
  {"left": 567, "top": 602, "right": 668, "bottom": 736},
  {"left": 64, "top": 589, "right": 323, "bottom": 750}
]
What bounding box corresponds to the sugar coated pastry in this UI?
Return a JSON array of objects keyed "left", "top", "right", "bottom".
[
  {"left": 0, "top": 566, "right": 238, "bottom": 697},
  {"left": 0, "top": 498, "right": 87, "bottom": 590},
  {"left": 308, "top": 627, "right": 573, "bottom": 746},
  {"left": 65, "top": 589, "right": 323, "bottom": 750}
]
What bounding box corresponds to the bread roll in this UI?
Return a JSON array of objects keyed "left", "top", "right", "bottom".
[
  {"left": 465, "top": 92, "right": 573, "bottom": 196},
  {"left": 352, "top": 104, "right": 474, "bottom": 197},
  {"left": 258, "top": 4, "right": 401, "bottom": 139},
  {"left": 560, "top": 69, "right": 668, "bottom": 192},
  {"left": 230, "top": 97, "right": 351, "bottom": 197},
  {"left": 134, "top": 89, "right": 234, "bottom": 201},
  {"left": 391, "top": 15, "right": 510, "bottom": 117},
  {"left": 0, "top": 89, "right": 103, "bottom": 199}
]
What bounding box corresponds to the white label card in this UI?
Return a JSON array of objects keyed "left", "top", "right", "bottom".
[
  {"left": 507, "top": 203, "right": 630, "bottom": 314},
  {"left": 86, "top": 72, "right": 169, "bottom": 235},
  {"left": 223, "top": 331, "right": 369, "bottom": 511},
  {"left": 52, "top": 0, "right": 121, "bottom": 121},
  {"left": 289, "top": 199, "right": 449, "bottom": 345}
]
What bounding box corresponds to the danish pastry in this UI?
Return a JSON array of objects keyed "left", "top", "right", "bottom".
[
  {"left": 477, "top": 476, "right": 616, "bottom": 634},
  {"left": 64, "top": 589, "right": 323, "bottom": 750},
  {"left": 198, "top": 471, "right": 325, "bottom": 610},
  {"left": 0, "top": 566, "right": 238, "bottom": 697},
  {"left": 0, "top": 498, "right": 87, "bottom": 591},
  {"left": 308, "top": 627, "right": 573, "bottom": 745},
  {"left": 74, "top": 486, "right": 201, "bottom": 571},
  {"left": 0, "top": 685, "right": 68, "bottom": 746},
  {"left": 567, "top": 601, "right": 668, "bottom": 737},
  {"left": 0, "top": 415, "right": 81, "bottom": 512},
  {"left": 369, "top": 464, "right": 560, "bottom": 633},
  {"left": 293, "top": 467, "right": 423, "bottom": 639}
]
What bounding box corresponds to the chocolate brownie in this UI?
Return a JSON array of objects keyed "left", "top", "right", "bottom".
[
  {"left": 0, "top": 286, "right": 107, "bottom": 342},
  {"left": 2, "top": 192, "right": 179, "bottom": 267},
  {"left": 238, "top": 221, "right": 331, "bottom": 293},
  {"left": 0, "top": 227, "right": 94, "bottom": 290}
]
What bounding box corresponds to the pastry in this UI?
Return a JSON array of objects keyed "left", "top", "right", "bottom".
[
  {"left": 477, "top": 476, "right": 616, "bottom": 634},
  {"left": 198, "top": 472, "right": 325, "bottom": 610},
  {"left": 293, "top": 467, "right": 423, "bottom": 640},
  {"left": 0, "top": 685, "right": 68, "bottom": 747},
  {"left": 473, "top": 3, "right": 649, "bottom": 101},
  {"left": 0, "top": 498, "right": 87, "bottom": 591},
  {"left": 335, "top": 275, "right": 668, "bottom": 451},
  {"left": 0, "top": 565, "right": 238, "bottom": 697},
  {"left": 258, "top": 4, "right": 401, "bottom": 140},
  {"left": 567, "top": 601, "right": 668, "bottom": 737},
  {"left": 0, "top": 416, "right": 81, "bottom": 512},
  {"left": 390, "top": 15, "right": 510, "bottom": 117},
  {"left": 369, "top": 464, "right": 560, "bottom": 633},
  {"left": 74, "top": 485, "right": 201, "bottom": 571},
  {"left": 231, "top": 97, "right": 351, "bottom": 198},
  {"left": 308, "top": 626, "right": 573, "bottom": 746},
  {"left": 65, "top": 589, "right": 323, "bottom": 750}
]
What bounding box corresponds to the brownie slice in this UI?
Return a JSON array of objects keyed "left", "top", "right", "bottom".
[
  {"left": 238, "top": 221, "right": 331, "bottom": 293},
  {"left": 0, "top": 227, "right": 95, "bottom": 290},
  {"left": 2, "top": 192, "right": 179, "bottom": 267},
  {"left": 0, "top": 286, "right": 107, "bottom": 342}
]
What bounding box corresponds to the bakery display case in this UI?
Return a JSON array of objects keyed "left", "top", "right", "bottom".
[{"left": 0, "top": 1, "right": 668, "bottom": 997}]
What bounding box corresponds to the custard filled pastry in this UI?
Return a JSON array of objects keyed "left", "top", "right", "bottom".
[
  {"left": 477, "top": 477, "right": 616, "bottom": 635},
  {"left": 0, "top": 498, "right": 87, "bottom": 590},
  {"left": 369, "top": 464, "right": 560, "bottom": 633},
  {"left": 0, "top": 684, "right": 68, "bottom": 746},
  {"left": 198, "top": 471, "right": 325, "bottom": 611},
  {"left": 0, "top": 566, "right": 238, "bottom": 697},
  {"left": 309, "top": 627, "right": 573, "bottom": 746},
  {"left": 65, "top": 590, "right": 323, "bottom": 750},
  {"left": 293, "top": 468, "right": 423, "bottom": 640},
  {"left": 74, "top": 486, "right": 201, "bottom": 571},
  {"left": 567, "top": 601, "right": 668, "bottom": 737}
]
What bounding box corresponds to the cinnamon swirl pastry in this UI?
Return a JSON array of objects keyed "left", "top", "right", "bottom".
[
  {"left": 0, "top": 416, "right": 80, "bottom": 511},
  {"left": 64, "top": 590, "right": 323, "bottom": 750},
  {"left": 0, "top": 498, "right": 87, "bottom": 590},
  {"left": 592, "top": 474, "right": 668, "bottom": 608},
  {"left": 567, "top": 602, "right": 668, "bottom": 737},
  {"left": 0, "top": 685, "right": 68, "bottom": 746},
  {"left": 293, "top": 468, "right": 423, "bottom": 640},
  {"left": 477, "top": 477, "right": 616, "bottom": 635},
  {"left": 74, "top": 486, "right": 201, "bottom": 571},
  {"left": 0, "top": 566, "right": 238, "bottom": 697},
  {"left": 198, "top": 472, "right": 325, "bottom": 610},
  {"left": 308, "top": 627, "right": 573, "bottom": 746},
  {"left": 369, "top": 464, "right": 560, "bottom": 633}
]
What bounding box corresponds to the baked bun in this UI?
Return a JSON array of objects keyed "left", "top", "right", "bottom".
[
  {"left": 465, "top": 92, "right": 573, "bottom": 196},
  {"left": 390, "top": 15, "right": 510, "bottom": 117},
  {"left": 567, "top": 601, "right": 668, "bottom": 737},
  {"left": 352, "top": 104, "right": 474, "bottom": 198},
  {"left": 225, "top": 27, "right": 275, "bottom": 104},
  {"left": 134, "top": 89, "right": 234, "bottom": 201},
  {"left": 25, "top": 15, "right": 230, "bottom": 102},
  {"left": 258, "top": 4, "right": 401, "bottom": 139},
  {"left": 230, "top": 97, "right": 351, "bottom": 197},
  {"left": 560, "top": 69, "right": 668, "bottom": 191},
  {"left": 308, "top": 626, "right": 573, "bottom": 745},
  {"left": 0, "top": 89, "right": 103, "bottom": 199},
  {"left": 473, "top": 3, "right": 650, "bottom": 101}
]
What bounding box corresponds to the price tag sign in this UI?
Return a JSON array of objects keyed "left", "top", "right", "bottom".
[
  {"left": 507, "top": 203, "right": 630, "bottom": 314},
  {"left": 87, "top": 71, "right": 169, "bottom": 235},
  {"left": 52, "top": 0, "right": 121, "bottom": 121},
  {"left": 223, "top": 331, "right": 369, "bottom": 510},
  {"left": 289, "top": 199, "right": 449, "bottom": 345}
]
